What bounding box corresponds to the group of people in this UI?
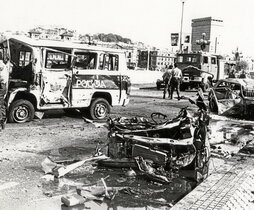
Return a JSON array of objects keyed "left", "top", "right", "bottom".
[
  {"left": 162, "top": 63, "right": 182, "bottom": 100},
  {"left": 228, "top": 66, "right": 248, "bottom": 79}
]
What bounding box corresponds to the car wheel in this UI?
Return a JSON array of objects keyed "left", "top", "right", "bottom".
[
  {"left": 9, "top": 99, "right": 35, "bottom": 123},
  {"left": 209, "top": 98, "right": 218, "bottom": 112},
  {"left": 89, "top": 98, "right": 110, "bottom": 120}
]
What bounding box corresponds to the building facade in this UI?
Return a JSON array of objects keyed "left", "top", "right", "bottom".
[
  {"left": 191, "top": 17, "right": 223, "bottom": 54},
  {"left": 137, "top": 50, "right": 175, "bottom": 71}
]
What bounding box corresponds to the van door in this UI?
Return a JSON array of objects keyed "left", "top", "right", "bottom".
[
  {"left": 71, "top": 51, "right": 98, "bottom": 107},
  {"left": 98, "top": 52, "right": 122, "bottom": 103},
  {"left": 202, "top": 55, "right": 209, "bottom": 72},
  {"left": 210, "top": 56, "right": 218, "bottom": 78},
  {"left": 71, "top": 51, "right": 121, "bottom": 107},
  {"left": 40, "top": 48, "right": 72, "bottom": 107}
]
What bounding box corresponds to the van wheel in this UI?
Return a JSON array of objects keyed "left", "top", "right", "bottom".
[
  {"left": 9, "top": 99, "right": 35, "bottom": 123},
  {"left": 89, "top": 98, "right": 110, "bottom": 120}
]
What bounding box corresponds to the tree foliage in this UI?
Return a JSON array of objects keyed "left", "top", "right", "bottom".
[
  {"left": 235, "top": 60, "right": 248, "bottom": 71},
  {"left": 93, "top": 33, "right": 132, "bottom": 44}
]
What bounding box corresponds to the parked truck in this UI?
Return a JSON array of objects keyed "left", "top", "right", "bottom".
[{"left": 176, "top": 52, "right": 227, "bottom": 91}]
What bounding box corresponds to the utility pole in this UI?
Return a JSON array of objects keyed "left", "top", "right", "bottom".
[
  {"left": 147, "top": 50, "right": 150, "bottom": 70},
  {"left": 179, "top": 0, "right": 185, "bottom": 52}
]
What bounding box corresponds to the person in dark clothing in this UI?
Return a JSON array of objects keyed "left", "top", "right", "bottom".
[
  {"left": 162, "top": 65, "right": 173, "bottom": 99},
  {"left": 239, "top": 70, "right": 246, "bottom": 78}
]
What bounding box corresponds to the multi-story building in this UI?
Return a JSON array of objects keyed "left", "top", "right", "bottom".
[
  {"left": 137, "top": 49, "right": 175, "bottom": 71},
  {"left": 191, "top": 17, "right": 223, "bottom": 53},
  {"left": 156, "top": 50, "right": 176, "bottom": 71},
  {"left": 28, "top": 27, "right": 77, "bottom": 41}
]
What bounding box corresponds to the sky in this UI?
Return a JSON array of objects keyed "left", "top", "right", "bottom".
[{"left": 0, "top": 0, "right": 254, "bottom": 56}]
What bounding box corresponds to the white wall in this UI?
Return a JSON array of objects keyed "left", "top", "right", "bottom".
[{"left": 126, "top": 69, "right": 163, "bottom": 84}]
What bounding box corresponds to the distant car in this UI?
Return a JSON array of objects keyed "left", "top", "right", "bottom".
[
  {"left": 208, "top": 78, "right": 254, "bottom": 118},
  {"left": 156, "top": 79, "right": 165, "bottom": 90}
]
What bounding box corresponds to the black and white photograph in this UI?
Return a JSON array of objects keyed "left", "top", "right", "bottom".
[{"left": 0, "top": 0, "right": 254, "bottom": 209}]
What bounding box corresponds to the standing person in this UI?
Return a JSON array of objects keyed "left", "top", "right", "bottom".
[
  {"left": 0, "top": 52, "right": 9, "bottom": 130},
  {"left": 162, "top": 65, "right": 173, "bottom": 99},
  {"left": 239, "top": 70, "right": 246, "bottom": 78},
  {"left": 170, "top": 63, "right": 182, "bottom": 100},
  {"left": 228, "top": 65, "right": 236, "bottom": 78}
]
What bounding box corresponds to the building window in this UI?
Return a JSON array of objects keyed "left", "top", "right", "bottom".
[
  {"left": 211, "top": 57, "right": 216, "bottom": 64},
  {"left": 203, "top": 56, "right": 208, "bottom": 64}
]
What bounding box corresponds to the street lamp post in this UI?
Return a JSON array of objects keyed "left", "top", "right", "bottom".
[
  {"left": 196, "top": 33, "right": 210, "bottom": 51},
  {"left": 179, "top": 0, "right": 185, "bottom": 53}
]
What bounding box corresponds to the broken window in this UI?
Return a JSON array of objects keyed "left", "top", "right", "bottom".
[
  {"left": 8, "top": 40, "right": 34, "bottom": 83},
  {"left": 0, "top": 44, "right": 8, "bottom": 62},
  {"left": 99, "top": 53, "right": 119, "bottom": 71},
  {"left": 74, "top": 52, "right": 97, "bottom": 69},
  {"left": 45, "top": 50, "right": 71, "bottom": 69},
  {"left": 19, "top": 51, "right": 31, "bottom": 67}
]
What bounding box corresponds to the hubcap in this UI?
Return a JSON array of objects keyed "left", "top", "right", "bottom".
[
  {"left": 14, "top": 105, "right": 29, "bottom": 122},
  {"left": 95, "top": 104, "right": 107, "bottom": 119}
]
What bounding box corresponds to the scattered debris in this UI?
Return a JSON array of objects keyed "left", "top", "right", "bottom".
[
  {"left": 61, "top": 194, "right": 86, "bottom": 207},
  {"left": 41, "top": 174, "right": 55, "bottom": 182},
  {"left": 56, "top": 155, "right": 108, "bottom": 178},
  {"left": 41, "top": 156, "right": 60, "bottom": 174},
  {"left": 34, "top": 111, "right": 44, "bottom": 120},
  {"left": 41, "top": 154, "right": 108, "bottom": 177},
  {"left": 125, "top": 168, "right": 136, "bottom": 177},
  {"left": 136, "top": 157, "right": 170, "bottom": 184}
]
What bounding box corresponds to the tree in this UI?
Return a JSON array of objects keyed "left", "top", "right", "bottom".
[{"left": 235, "top": 60, "right": 248, "bottom": 72}]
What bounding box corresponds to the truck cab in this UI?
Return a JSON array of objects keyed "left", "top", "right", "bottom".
[{"left": 176, "top": 52, "right": 221, "bottom": 91}]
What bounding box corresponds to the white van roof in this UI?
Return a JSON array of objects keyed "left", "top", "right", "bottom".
[{"left": 3, "top": 35, "right": 125, "bottom": 54}]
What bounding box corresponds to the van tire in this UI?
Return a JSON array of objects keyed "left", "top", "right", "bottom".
[
  {"left": 89, "top": 98, "right": 110, "bottom": 120},
  {"left": 9, "top": 99, "right": 35, "bottom": 123}
]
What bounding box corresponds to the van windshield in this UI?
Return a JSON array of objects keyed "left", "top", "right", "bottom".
[{"left": 74, "top": 52, "right": 97, "bottom": 69}]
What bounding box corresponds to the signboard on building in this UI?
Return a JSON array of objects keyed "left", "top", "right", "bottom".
[{"left": 171, "top": 33, "right": 179, "bottom": 46}]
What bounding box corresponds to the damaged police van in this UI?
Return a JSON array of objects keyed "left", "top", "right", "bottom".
[{"left": 0, "top": 36, "right": 131, "bottom": 123}]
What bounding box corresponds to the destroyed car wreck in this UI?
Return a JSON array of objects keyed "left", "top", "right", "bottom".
[
  {"left": 97, "top": 89, "right": 211, "bottom": 184},
  {"left": 208, "top": 78, "right": 254, "bottom": 119}
]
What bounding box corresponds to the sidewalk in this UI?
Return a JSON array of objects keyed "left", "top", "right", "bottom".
[
  {"left": 172, "top": 157, "right": 254, "bottom": 210},
  {"left": 131, "top": 83, "right": 156, "bottom": 90}
]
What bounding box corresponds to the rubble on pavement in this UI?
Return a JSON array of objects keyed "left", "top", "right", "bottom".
[{"left": 38, "top": 89, "right": 254, "bottom": 208}]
